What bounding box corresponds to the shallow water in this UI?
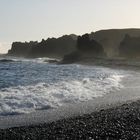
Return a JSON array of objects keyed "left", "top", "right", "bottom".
[{"left": 0, "top": 57, "right": 129, "bottom": 116}]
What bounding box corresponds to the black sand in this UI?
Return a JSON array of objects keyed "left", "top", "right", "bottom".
[{"left": 0, "top": 100, "right": 140, "bottom": 140}]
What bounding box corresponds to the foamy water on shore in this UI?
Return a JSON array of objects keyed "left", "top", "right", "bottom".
[{"left": 0, "top": 57, "right": 129, "bottom": 116}]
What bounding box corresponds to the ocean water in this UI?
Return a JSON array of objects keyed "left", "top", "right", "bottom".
[{"left": 0, "top": 57, "right": 128, "bottom": 116}]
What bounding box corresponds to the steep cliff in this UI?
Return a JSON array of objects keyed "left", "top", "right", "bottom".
[
  {"left": 119, "top": 34, "right": 140, "bottom": 58},
  {"left": 8, "top": 41, "right": 38, "bottom": 57},
  {"left": 8, "top": 29, "right": 140, "bottom": 59},
  {"left": 62, "top": 34, "right": 105, "bottom": 63},
  {"left": 92, "top": 28, "right": 140, "bottom": 57},
  {"left": 8, "top": 35, "right": 77, "bottom": 58}
]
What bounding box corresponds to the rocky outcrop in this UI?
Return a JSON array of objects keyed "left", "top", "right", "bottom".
[
  {"left": 77, "top": 34, "right": 105, "bottom": 56},
  {"left": 92, "top": 29, "right": 140, "bottom": 57},
  {"left": 0, "top": 59, "right": 15, "bottom": 63},
  {"left": 119, "top": 34, "right": 140, "bottom": 58},
  {"left": 27, "top": 35, "right": 77, "bottom": 58},
  {"left": 62, "top": 34, "right": 105, "bottom": 63},
  {"left": 8, "top": 35, "right": 77, "bottom": 58},
  {"left": 7, "top": 28, "right": 140, "bottom": 59},
  {"left": 8, "top": 41, "right": 38, "bottom": 57}
]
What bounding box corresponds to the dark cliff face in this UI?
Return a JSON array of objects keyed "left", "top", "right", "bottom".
[
  {"left": 7, "top": 28, "right": 140, "bottom": 60},
  {"left": 8, "top": 41, "right": 38, "bottom": 57},
  {"left": 62, "top": 34, "right": 105, "bottom": 63},
  {"left": 119, "top": 34, "right": 140, "bottom": 58},
  {"left": 77, "top": 34, "right": 105, "bottom": 56},
  {"left": 8, "top": 35, "right": 77, "bottom": 58},
  {"left": 92, "top": 29, "right": 140, "bottom": 57},
  {"left": 28, "top": 35, "right": 77, "bottom": 58}
]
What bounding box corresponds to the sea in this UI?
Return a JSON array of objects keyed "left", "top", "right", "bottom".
[{"left": 0, "top": 56, "right": 130, "bottom": 116}]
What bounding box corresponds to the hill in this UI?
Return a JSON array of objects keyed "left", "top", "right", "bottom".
[
  {"left": 8, "top": 34, "right": 77, "bottom": 58},
  {"left": 119, "top": 34, "right": 140, "bottom": 58},
  {"left": 92, "top": 28, "right": 140, "bottom": 57},
  {"left": 7, "top": 28, "right": 140, "bottom": 60}
]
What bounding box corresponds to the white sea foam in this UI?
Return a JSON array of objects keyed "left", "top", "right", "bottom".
[{"left": 0, "top": 73, "right": 124, "bottom": 116}]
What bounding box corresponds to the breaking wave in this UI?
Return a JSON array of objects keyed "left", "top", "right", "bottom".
[{"left": 0, "top": 58, "right": 128, "bottom": 116}]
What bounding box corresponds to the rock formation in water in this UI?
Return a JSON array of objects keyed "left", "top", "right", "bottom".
[{"left": 0, "top": 59, "right": 14, "bottom": 62}]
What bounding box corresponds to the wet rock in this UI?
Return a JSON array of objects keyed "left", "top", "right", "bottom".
[{"left": 0, "top": 59, "right": 14, "bottom": 62}]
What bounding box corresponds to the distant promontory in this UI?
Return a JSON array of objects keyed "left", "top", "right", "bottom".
[{"left": 7, "top": 28, "right": 140, "bottom": 62}]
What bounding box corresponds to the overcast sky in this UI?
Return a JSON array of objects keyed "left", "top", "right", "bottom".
[{"left": 0, "top": 0, "right": 140, "bottom": 53}]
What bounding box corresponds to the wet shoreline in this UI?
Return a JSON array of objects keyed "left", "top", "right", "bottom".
[
  {"left": 0, "top": 62, "right": 140, "bottom": 139},
  {"left": 1, "top": 100, "right": 140, "bottom": 139}
]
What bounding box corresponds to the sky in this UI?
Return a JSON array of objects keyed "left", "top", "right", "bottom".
[{"left": 0, "top": 0, "right": 140, "bottom": 53}]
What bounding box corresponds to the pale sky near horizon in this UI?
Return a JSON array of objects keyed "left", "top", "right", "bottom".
[{"left": 0, "top": 0, "right": 140, "bottom": 53}]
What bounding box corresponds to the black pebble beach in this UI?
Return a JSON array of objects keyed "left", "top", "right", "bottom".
[{"left": 1, "top": 100, "right": 140, "bottom": 140}]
